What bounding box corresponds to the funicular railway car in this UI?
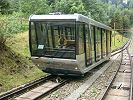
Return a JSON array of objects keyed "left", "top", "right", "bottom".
[{"left": 29, "top": 14, "right": 112, "bottom": 76}]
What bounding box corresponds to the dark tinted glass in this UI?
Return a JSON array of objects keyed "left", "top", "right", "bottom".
[{"left": 30, "top": 21, "right": 76, "bottom": 59}]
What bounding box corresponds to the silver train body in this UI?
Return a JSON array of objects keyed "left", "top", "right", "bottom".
[{"left": 29, "top": 14, "right": 112, "bottom": 76}]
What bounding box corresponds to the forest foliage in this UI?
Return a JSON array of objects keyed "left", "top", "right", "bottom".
[{"left": 0, "top": 0, "right": 133, "bottom": 47}]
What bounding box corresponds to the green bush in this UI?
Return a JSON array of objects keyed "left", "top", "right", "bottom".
[{"left": 0, "top": 12, "right": 28, "bottom": 48}]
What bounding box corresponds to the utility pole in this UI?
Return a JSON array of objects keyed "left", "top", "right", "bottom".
[
  {"left": 114, "top": 22, "right": 116, "bottom": 46},
  {"left": 19, "top": 0, "right": 22, "bottom": 12},
  {"left": 88, "top": 12, "right": 91, "bottom": 18},
  {"left": 122, "top": 28, "right": 123, "bottom": 42}
]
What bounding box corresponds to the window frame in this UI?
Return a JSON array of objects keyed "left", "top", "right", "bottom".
[
  {"left": 76, "top": 22, "right": 85, "bottom": 55},
  {"left": 95, "top": 27, "right": 102, "bottom": 61},
  {"left": 84, "top": 24, "right": 93, "bottom": 66},
  {"left": 29, "top": 21, "right": 76, "bottom": 59}
]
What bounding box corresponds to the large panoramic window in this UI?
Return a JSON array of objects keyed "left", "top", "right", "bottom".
[
  {"left": 85, "top": 24, "right": 92, "bottom": 65},
  {"left": 106, "top": 31, "right": 111, "bottom": 55},
  {"left": 102, "top": 29, "right": 106, "bottom": 57},
  {"left": 76, "top": 22, "right": 84, "bottom": 55},
  {"left": 95, "top": 27, "right": 101, "bottom": 61},
  {"left": 30, "top": 21, "right": 76, "bottom": 59},
  {"left": 91, "top": 25, "right": 95, "bottom": 62}
]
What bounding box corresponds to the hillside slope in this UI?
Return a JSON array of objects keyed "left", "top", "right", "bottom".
[{"left": 0, "top": 32, "right": 45, "bottom": 93}]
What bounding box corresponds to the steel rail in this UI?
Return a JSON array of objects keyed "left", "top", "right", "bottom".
[
  {"left": 32, "top": 79, "right": 69, "bottom": 100},
  {"left": 0, "top": 75, "right": 55, "bottom": 100},
  {"left": 0, "top": 40, "right": 130, "bottom": 100},
  {"left": 99, "top": 50, "right": 123, "bottom": 100},
  {"left": 99, "top": 47, "right": 132, "bottom": 100},
  {"left": 111, "top": 39, "right": 131, "bottom": 56},
  {"left": 98, "top": 39, "right": 131, "bottom": 100},
  {"left": 128, "top": 49, "right": 133, "bottom": 100}
]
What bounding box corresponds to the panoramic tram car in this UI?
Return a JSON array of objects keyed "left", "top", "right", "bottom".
[{"left": 29, "top": 13, "right": 112, "bottom": 76}]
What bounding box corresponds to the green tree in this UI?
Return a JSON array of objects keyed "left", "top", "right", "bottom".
[
  {"left": 0, "top": 12, "right": 24, "bottom": 48},
  {"left": 82, "top": 0, "right": 109, "bottom": 23},
  {"left": 129, "top": 0, "right": 133, "bottom": 9},
  {"left": 20, "top": 0, "right": 51, "bottom": 15},
  {"left": 70, "top": 2, "right": 86, "bottom": 14},
  {"left": 110, "top": 9, "right": 123, "bottom": 29},
  {"left": 122, "top": 15, "right": 130, "bottom": 29},
  {"left": 130, "top": 12, "right": 133, "bottom": 25},
  {"left": 0, "top": 0, "right": 10, "bottom": 14},
  {"left": 50, "top": 0, "right": 86, "bottom": 14},
  {"left": 51, "top": 0, "right": 73, "bottom": 14},
  {"left": 9, "top": 0, "right": 21, "bottom": 12}
]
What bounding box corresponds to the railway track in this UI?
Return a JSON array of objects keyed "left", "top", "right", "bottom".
[
  {"left": 0, "top": 53, "right": 120, "bottom": 100},
  {"left": 15, "top": 76, "right": 69, "bottom": 100},
  {"left": 0, "top": 40, "right": 130, "bottom": 100},
  {"left": 62, "top": 41, "right": 131, "bottom": 100},
  {"left": 63, "top": 51, "right": 122, "bottom": 100},
  {"left": 98, "top": 48, "right": 133, "bottom": 100},
  {"left": 111, "top": 39, "right": 130, "bottom": 56},
  {"left": 0, "top": 75, "right": 69, "bottom": 100}
]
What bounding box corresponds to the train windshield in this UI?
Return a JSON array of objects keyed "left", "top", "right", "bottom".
[{"left": 29, "top": 21, "right": 76, "bottom": 59}]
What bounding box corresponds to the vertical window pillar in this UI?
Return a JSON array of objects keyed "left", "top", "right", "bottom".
[
  {"left": 93, "top": 26, "right": 96, "bottom": 62},
  {"left": 101, "top": 28, "right": 103, "bottom": 58}
]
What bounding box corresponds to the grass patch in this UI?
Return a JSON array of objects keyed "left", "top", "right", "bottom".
[
  {"left": 0, "top": 31, "right": 46, "bottom": 93},
  {"left": 111, "top": 31, "right": 129, "bottom": 51},
  {"left": 129, "top": 40, "right": 133, "bottom": 53},
  {"left": 6, "top": 31, "right": 30, "bottom": 57},
  {"left": 0, "top": 67, "right": 44, "bottom": 92}
]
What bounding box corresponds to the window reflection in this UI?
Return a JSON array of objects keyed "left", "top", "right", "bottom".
[{"left": 30, "top": 21, "right": 76, "bottom": 59}]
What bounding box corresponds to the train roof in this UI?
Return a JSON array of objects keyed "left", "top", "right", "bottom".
[{"left": 29, "top": 14, "right": 112, "bottom": 30}]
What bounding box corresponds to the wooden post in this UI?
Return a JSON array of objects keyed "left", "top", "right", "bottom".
[
  {"left": 122, "top": 29, "right": 123, "bottom": 42},
  {"left": 114, "top": 22, "right": 115, "bottom": 46}
]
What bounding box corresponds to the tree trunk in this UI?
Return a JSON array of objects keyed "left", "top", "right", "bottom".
[{"left": 0, "top": 36, "right": 6, "bottom": 50}]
